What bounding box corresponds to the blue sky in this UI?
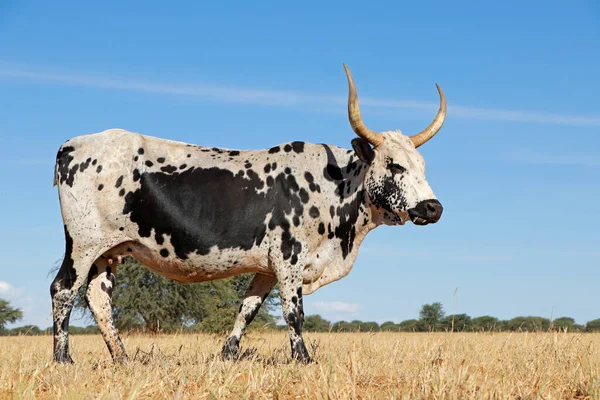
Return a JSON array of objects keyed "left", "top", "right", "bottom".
[{"left": 0, "top": 1, "right": 599, "bottom": 328}]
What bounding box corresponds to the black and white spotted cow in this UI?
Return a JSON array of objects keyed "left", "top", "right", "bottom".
[{"left": 50, "top": 65, "right": 446, "bottom": 364}]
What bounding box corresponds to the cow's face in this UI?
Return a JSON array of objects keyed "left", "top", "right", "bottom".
[
  {"left": 352, "top": 133, "right": 442, "bottom": 226},
  {"left": 343, "top": 64, "right": 445, "bottom": 226}
]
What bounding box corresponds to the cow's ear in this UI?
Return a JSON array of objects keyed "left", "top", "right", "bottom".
[{"left": 351, "top": 138, "right": 375, "bottom": 164}]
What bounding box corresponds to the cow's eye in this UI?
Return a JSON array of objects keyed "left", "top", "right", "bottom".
[{"left": 388, "top": 163, "right": 406, "bottom": 174}]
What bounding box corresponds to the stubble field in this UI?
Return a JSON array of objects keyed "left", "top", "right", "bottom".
[{"left": 1, "top": 331, "right": 599, "bottom": 399}]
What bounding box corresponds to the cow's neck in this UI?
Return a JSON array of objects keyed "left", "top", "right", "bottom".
[{"left": 321, "top": 145, "right": 379, "bottom": 261}]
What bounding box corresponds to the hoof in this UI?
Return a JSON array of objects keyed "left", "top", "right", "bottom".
[
  {"left": 221, "top": 346, "right": 240, "bottom": 361},
  {"left": 291, "top": 340, "right": 312, "bottom": 364},
  {"left": 54, "top": 354, "right": 74, "bottom": 364},
  {"left": 113, "top": 354, "right": 129, "bottom": 364},
  {"left": 292, "top": 354, "right": 313, "bottom": 364},
  {"left": 291, "top": 347, "right": 313, "bottom": 364},
  {"left": 221, "top": 337, "right": 240, "bottom": 360}
]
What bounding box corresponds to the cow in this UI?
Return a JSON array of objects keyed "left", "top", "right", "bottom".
[{"left": 50, "top": 64, "right": 446, "bottom": 364}]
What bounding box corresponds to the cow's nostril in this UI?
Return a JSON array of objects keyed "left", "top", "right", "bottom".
[
  {"left": 426, "top": 202, "right": 437, "bottom": 213},
  {"left": 423, "top": 200, "right": 443, "bottom": 220}
]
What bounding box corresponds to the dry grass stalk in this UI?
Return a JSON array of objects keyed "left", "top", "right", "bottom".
[{"left": 1, "top": 332, "right": 599, "bottom": 399}]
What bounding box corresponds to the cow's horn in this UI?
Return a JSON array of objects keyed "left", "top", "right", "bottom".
[
  {"left": 410, "top": 84, "right": 446, "bottom": 148},
  {"left": 343, "top": 64, "right": 384, "bottom": 147}
]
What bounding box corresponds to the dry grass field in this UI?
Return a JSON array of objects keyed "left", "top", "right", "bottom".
[{"left": 1, "top": 331, "right": 599, "bottom": 399}]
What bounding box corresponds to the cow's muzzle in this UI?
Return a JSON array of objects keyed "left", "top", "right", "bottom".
[{"left": 408, "top": 199, "right": 443, "bottom": 225}]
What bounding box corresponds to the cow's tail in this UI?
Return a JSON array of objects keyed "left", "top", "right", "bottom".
[
  {"left": 53, "top": 156, "right": 59, "bottom": 186},
  {"left": 53, "top": 160, "right": 59, "bottom": 186},
  {"left": 53, "top": 147, "right": 62, "bottom": 186},
  {"left": 54, "top": 141, "right": 73, "bottom": 187}
]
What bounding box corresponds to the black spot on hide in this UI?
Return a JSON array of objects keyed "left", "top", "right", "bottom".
[
  {"left": 122, "top": 166, "right": 305, "bottom": 261},
  {"left": 160, "top": 165, "right": 177, "bottom": 173},
  {"left": 318, "top": 222, "right": 325, "bottom": 235},
  {"left": 291, "top": 142, "right": 305, "bottom": 153}
]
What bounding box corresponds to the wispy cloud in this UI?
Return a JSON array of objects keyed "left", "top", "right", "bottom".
[
  {"left": 0, "top": 281, "right": 26, "bottom": 299},
  {"left": 0, "top": 64, "right": 341, "bottom": 107},
  {"left": 311, "top": 301, "right": 360, "bottom": 314},
  {"left": 1, "top": 62, "right": 599, "bottom": 127},
  {"left": 449, "top": 106, "right": 600, "bottom": 127},
  {"left": 0, "top": 280, "right": 13, "bottom": 295},
  {"left": 0, "top": 281, "right": 47, "bottom": 328},
  {"left": 510, "top": 150, "right": 600, "bottom": 167}
]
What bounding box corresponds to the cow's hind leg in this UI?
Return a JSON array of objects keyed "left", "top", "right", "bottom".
[
  {"left": 50, "top": 226, "right": 97, "bottom": 363},
  {"left": 85, "top": 257, "right": 127, "bottom": 362},
  {"left": 275, "top": 266, "right": 311, "bottom": 363},
  {"left": 221, "top": 273, "right": 277, "bottom": 359}
]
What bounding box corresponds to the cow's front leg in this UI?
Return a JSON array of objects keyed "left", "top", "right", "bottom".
[
  {"left": 221, "top": 273, "right": 277, "bottom": 360},
  {"left": 275, "top": 265, "right": 312, "bottom": 363},
  {"left": 85, "top": 258, "right": 127, "bottom": 363}
]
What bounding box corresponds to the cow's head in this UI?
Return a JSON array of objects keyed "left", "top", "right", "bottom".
[{"left": 344, "top": 64, "right": 446, "bottom": 226}]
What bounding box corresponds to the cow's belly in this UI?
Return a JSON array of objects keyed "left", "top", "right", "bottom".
[{"left": 104, "top": 240, "right": 271, "bottom": 283}]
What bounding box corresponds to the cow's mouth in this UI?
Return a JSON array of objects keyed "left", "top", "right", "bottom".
[
  {"left": 409, "top": 215, "right": 430, "bottom": 226},
  {"left": 407, "top": 199, "right": 443, "bottom": 226}
]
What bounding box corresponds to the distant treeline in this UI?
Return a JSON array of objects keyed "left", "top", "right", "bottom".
[
  {"left": 302, "top": 314, "right": 600, "bottom": 333},
  {"left": 4, "top": 314, "right": 600, "bottom": 336},
  {"left": 298, "top": 302, "right": 600, "bottom": 333},
  {"left": 2, "top": 325, "right": 100, "bottom": 336}
]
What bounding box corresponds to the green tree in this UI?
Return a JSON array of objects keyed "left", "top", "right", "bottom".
[
  {"left": 303, "top": 315, "right": 331, "bottom": 332},
  {"left": 67, "top": 258, "right": 277, "bottom": 333},
  {"left": 419, "top": 302, "right": 445, "bottom": 331},
  {"left": 380, "top": 321, "right": 399, "bottom": 331},
  {"left": 0, "top": 299, "right": 23, "bottom": 334},
  {"left": 70, "top": 325, "right": 101, "bottom": 335},
  {"left": 8, "top": 325, "right": 42, "bottom": 336},
  {"left": 332, "top": 320, "right": 359, "bottom": 332},
  {"left": 356, "top": 321, "right": 380, "bottom": 332},
  {"left": 551, "top": 317, "right": 578, "bottom": 331},
  {"left": 398, "top": 319, "right": 419, "bottom": 332},
  {"left": 505, "top": 316, "right": 550, "bottom": 332},
  {"left": 471, "top": 316, "right": 501, "bottom": 331},
  {"left": 441, "top": 313, "right": 472, "bottom": 331},
  {"left": 586, "top": 318, "right": 600, "bottom": 332},
  {"left": 108, "top": 259, "right": 237, "bottom": 332}
]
